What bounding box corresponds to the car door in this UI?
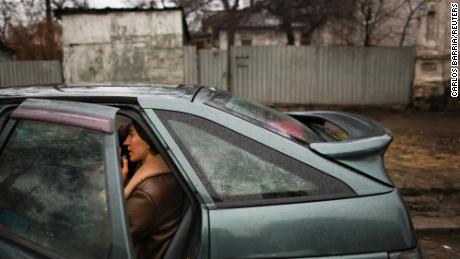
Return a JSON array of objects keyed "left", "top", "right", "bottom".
[{"left": 0, "top": 99, "right": 133, "bottom": 259}]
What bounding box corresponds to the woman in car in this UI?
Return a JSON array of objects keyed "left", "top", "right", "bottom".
[{"left": 121, "top": 122, "right": 184, "bottom": 259}]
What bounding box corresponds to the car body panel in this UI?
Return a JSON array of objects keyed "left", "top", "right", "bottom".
[
  {"left": 208, "top": 191, "right": 416, "bottom": 259},
  {"left": 104, "top": 132, "right": 135, "bottom": 259},
  {"left": 198, "top": 207, "right": 211, "bottom": 259}
]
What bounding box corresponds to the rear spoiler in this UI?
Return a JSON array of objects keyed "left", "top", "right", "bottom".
[{"left": 287, "top": 111, "right": 394, "bottom": 185}]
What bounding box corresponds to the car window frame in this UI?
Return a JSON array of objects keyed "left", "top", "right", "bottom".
[
  {"left": 118, "top": 108, "right": 199, "bottom": 204},
  {"left": 130, "top": 108, "right": 205, "bottom": 258},
  {"left": 0, "top": 100, "right": 134, "bottom": 259},
  {"left": 0, "top": 105, "right": 16, "bottom": 132},
  {"left": 114, "top": 107, "right": 203, "bottom": 259},
  {"left": 141, "top": 108, "right": 212, "bottom": 259}
]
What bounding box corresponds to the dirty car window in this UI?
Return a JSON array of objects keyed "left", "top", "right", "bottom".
[
  {"left": 0, "top": 120, "right": 111, "bottom": 258},
  {"left": 158, "top": 111, "right": 354, "bottom": 205}
]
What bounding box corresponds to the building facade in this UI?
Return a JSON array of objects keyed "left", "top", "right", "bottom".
[
  {"left": 413, "top": 0, "right": 453, "bottom": 109},
  {"left": 60, "top": 8, "right": 187, "bottom": 84}
]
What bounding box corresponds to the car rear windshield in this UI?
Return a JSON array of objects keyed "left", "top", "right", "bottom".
[{"left": 206, "top": 92, "right": 324, "bottom": 144}]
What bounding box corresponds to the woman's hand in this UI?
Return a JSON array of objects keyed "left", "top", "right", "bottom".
[{"left": 121, "top": 156, "right": 129, "bottom": 182}]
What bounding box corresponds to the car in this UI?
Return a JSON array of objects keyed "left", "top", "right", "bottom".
[{"left": 0, "top": 84, "right": 421, "bottom": 259}]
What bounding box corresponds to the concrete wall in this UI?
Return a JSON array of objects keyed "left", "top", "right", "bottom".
[{"left": 62, "top": 10, "right": 184, "bottom": 84}]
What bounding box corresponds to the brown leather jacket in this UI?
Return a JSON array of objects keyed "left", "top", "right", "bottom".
[{"left": 126, "top": 173, "right": 184, "bottom": 259}]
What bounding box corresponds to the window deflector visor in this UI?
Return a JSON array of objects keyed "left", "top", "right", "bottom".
[{"left": 10, "top": 99, "right": 115, "bottom": 134}]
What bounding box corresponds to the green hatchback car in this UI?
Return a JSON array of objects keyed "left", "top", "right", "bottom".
[{"left": 0, "top": 85, "right": 421, "bottom": 259}]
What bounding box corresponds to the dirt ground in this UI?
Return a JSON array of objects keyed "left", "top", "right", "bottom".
[
  {"left": 357, "top": 110, "right": 460, "bottom": 259},
  {"left": 363, "top": 111, "right": 460, "bottom": 190},
  {"left": 418, "top": 233, "right": 460, "bottom": 259},
  {"left": 360, "top": 110, "right": 460, "bottom": 217}
]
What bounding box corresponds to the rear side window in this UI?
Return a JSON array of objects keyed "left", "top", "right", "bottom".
[
  {"left": 206, "top": 92, "right": 325, "bottom": 144},
  {"left": 157, "top": 111, "right": 354, "bottom": 206},
  {"left": 0, "top": 120, "right": 111, "bottom": 258}
]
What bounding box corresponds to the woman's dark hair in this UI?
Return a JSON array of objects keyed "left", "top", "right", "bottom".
[{"left": 132, "top": 122, "right": 159, "bottom": 155}]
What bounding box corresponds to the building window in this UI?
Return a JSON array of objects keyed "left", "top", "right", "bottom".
[
  {"left": 426, "top": 11, "right": 436, "bottom": 41},
  {"left": 421, "top": 62, "right": 437, "bottom": 72}
]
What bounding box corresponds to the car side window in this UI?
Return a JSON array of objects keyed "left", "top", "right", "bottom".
[
  {"left": 0, "top": 120, "right": 111, "bottom": 258},
  {"left": 157, "top": 111, "right": 354, "bottom": 206}
]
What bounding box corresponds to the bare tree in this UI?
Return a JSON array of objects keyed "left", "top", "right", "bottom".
[
  {"left": 254, "top": 0, "right": 298, "bottom": 45},
  {"left": 360, "top": 0, "right": 408, "bottom": 46},
  {"left": 168, "top": 0, "right": 214, "bottom": 31},
  {"left": 399, "top": 0, "right": 426, "bottom": 46},
  {"left": 0, "top": 0, "right": 18, "bottom": 40},
  {"left": 331, "top": 0, "right": 412, "bottom": 47},
  {"left": 252, "top": 0, "right": 352, "bottom": 45},
  {"left": 222, "top": 0, "right": 243, "bottom": 45},
  {"left": 2, "top": 0, "right": 88, "bottom": 60}
]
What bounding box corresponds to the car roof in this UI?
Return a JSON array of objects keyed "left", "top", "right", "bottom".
[{"left": 0, "top": 83, "right": 203, "bottom": 102}]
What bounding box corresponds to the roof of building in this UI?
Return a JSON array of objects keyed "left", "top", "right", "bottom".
[{"left": 202, "top": 9, "right": 303, "bottom": 32}]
